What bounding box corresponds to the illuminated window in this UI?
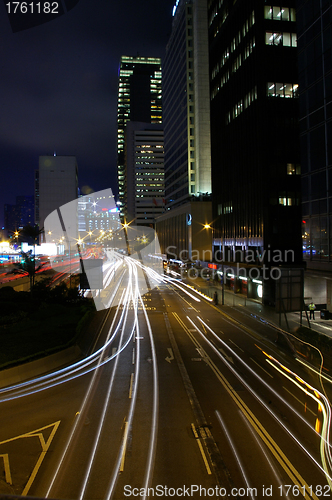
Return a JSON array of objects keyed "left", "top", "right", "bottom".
[
  {"left": 267, "top": 82, "right": 298, "bottom": 97},
  {"left": 265, "top": 6, "right": 295, "bottom": 21},
  {"left": 266, "top": 31, "right": 297, "bottom": 47},
  {"left": 266, "top": 32, "right": 282, "bottom": 45},
  {"left": 287, "top": 163, "right": 301, "bottom": 175}
]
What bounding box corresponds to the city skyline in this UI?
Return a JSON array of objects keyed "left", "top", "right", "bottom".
[{"left": 0, "top": 0, "right": 175, "bottom": 227}]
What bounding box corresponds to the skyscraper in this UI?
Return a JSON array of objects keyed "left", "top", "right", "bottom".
[
  {"left": 209, "top": 0, "right": 302, "bottom": 303},
  {"left": 37, "top": 155, "right": 78, "bottom": 241},
  {"left": 125, "top": 122, "right": 165, "bottom": 227},
  {"left": 297, "top": 0, "right": 332, "bottom": 309},
  {"left": 156, "top": 0, "right": 212, "bottom": 260},
  {"left": 117, "top": 56, "right": 162, "bottom": 218}
]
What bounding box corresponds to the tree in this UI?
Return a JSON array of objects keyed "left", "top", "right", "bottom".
[
  {"left": 20, "top": 224, "right": 43, "bottom": 287},
  {"left": 19, "top": 251, "right": 36, "bottom": 290}
]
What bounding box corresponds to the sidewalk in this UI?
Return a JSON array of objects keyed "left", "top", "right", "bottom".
[{"left": 185, "top": 276, "right": 332, "bottom": 339}]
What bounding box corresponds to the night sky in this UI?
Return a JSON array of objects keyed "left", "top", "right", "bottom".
[{"left": 0, "top": 0, "right": 175, "bottom": 227}]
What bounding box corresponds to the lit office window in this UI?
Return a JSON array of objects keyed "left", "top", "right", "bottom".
[
  {"left": 264, "top": 6, "right": 292, "bottom": 20},
  {"left": 287, "top": 163, "right": 301, "bottom": 175},
  {"left": 266, "top": 31, "right": 297, "bottom": 46},
  {"left": 266, "top": 32, "right": 282, "bottom": 45},
  {"left": 265, "top": 6, "right": 272, "bottom": 19},
  {"left": 267, "top": 82, "right": 298, "bottom": 97}
]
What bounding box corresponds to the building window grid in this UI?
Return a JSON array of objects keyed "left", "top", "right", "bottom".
[
  {"left": 267, "top": 82, "right": 299, "bottom": 98},
  {"left": 265, "top": 31, "right": 297, "bottom": 47},
  {"left": 211, "top": 22, "right": 256, "bottom": 94},
  {"left": 227, "top": 87, "right": 258, "bottom": 123},
  {"left": 264, "top": 6, "right": 296, "bottom": 22}
]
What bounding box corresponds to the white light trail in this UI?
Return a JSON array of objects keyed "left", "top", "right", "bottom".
[
  {"left": 187, "top": 316, "right": 332, "bottom": 484},
  {"left": 216, "top": 410, "right": 256, "bottom": 500}
]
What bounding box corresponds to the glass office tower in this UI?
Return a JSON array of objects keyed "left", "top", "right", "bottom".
[
  {"left": 117, "top": 56, "right": 162, "bottom": 219},
  {"left": 209, "top": 0, "right": 302, "bottom": 304},
  {"left": 297, "top": 0, "right": 332, "bottom": 269}
]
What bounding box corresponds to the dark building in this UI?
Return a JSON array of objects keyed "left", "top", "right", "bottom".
[
  {"left": 209, "top": 0, "right": 302, "bottom": 303},
  {"left": 116, "top": 56, "right": 162, "bottom": 219},
  {"left": 4, "top": 203, "right": 19, "bottom": 237},
  {"left": 4, "top": 195, "right": 34, "bottom": 238},
  {"left": 16, "top": 196, "right": 34, "bottom": 228},
  {"left": 34, "top": 169, "right": 39, "bottom": 228},
  {"left": 297, "top": 0, "right": 332, "bottom": 309},
  {"left": 297, "top": 0, "right": 332, "bottom": 267}
]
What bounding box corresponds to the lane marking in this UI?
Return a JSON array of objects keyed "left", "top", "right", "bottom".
[
  {"left": 283, "top": 386, "right": 316, "bottom": 417},
  {"left": 22, "top": 421, "right": 61, "bottom": 496},
  {"left": 191, "top": 424, "right": 212, "bottom": 475},
  {"left": 250, "top": 357, "right": 273, "bottom": 378},
  {"left": 112, "top": 347, "right": 117, "bottom": 357},
  {"left": 129, "top": 373, "right": 134, "bottom": 399},
  {"left": 0, "top": 421, "right": 61, "bottom": 495},
  {"left": 219, "top": 348, "right": 234, "bottom": 364},
  {"left": 119, "top": 421, "right": 129, "bottom": 472},
  {"left": 165, "top": 313, "right": 231, "bottom": 491},
  {"left": 0, "top": 454, "right": 11, "bottom": 484},
  {"left": 216, "top": 412, "right": 255, "bottom": 500},
  {"left": 228, "top": 339, "right": 244, "bottom": 352},
  {"left": 132, "top": 347, "right": 135, "bottom": 365},
  {"left": 203, "top": 351, "right": 319, "bottom": 500},
  {"left": 165, "top": 348, "right": 174, "bottom": 363},
  {"left": 173, "top": 314, "right": 320, "bottom": 499}
]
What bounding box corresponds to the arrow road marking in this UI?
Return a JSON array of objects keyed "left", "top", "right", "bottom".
[
  {"left": 218, "top": 348, "right": 234, "bottom": 364},
  {"left": 165, "top": 348, "right": 174, "bottom": 363}
]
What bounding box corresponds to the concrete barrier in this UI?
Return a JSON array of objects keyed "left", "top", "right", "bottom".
[{"left": 0, "top": 344, "right": 82, "bottom": 389}]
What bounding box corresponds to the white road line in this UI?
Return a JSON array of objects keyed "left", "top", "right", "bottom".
[
  {"left": 228, "top": 339, "right": 244, "bottom": 352},
  {"left": 282, "top": 386, "right": 316, "bottom": 416},
  {"left": 250, "top": 357, "right": 273, "bottom": 378},
  {"left": 129, "top": 373, "right": 134, "bottom": 399}
]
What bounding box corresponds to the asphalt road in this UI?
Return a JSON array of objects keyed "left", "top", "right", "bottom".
[{"left": 0, "top": 256, "right": 331, "bottom": 500}]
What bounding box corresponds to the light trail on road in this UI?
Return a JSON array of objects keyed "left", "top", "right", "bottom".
[
  {"left": 0, "top": 261, "right": 128, "bottom": 403},
  {"left": 185, "top": 314, "right": 332, "bottom": 493}
]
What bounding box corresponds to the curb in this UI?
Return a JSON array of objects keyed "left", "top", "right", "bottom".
[{"left": 0, "top": 344, "right": 82, "bottom": 389}]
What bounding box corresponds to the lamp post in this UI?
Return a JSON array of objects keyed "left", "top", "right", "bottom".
[{"left": 122, "top": 222, "right": 131, "bottom": 256}]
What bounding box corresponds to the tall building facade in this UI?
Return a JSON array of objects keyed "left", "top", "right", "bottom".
[
  {"left": 125, "top": 122, "right": 165, "bottom": 227},
  {"left": 37, "top": 155, "right": 78, "bottom": 241},
  {"left": 209, "top": 0, "right": 302, "bottom": 303},
  {"left": 156, "top": 0, "right": 212, "bottom": 260},
  {"left": 297, "top": 0, "right": 332, "bottom": 309},
  {"left": 117, "top": 56, "right": 162, "bottom": 217},
  {"left": 297, "top": 0, "right": 332, "bottom": 268}
]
